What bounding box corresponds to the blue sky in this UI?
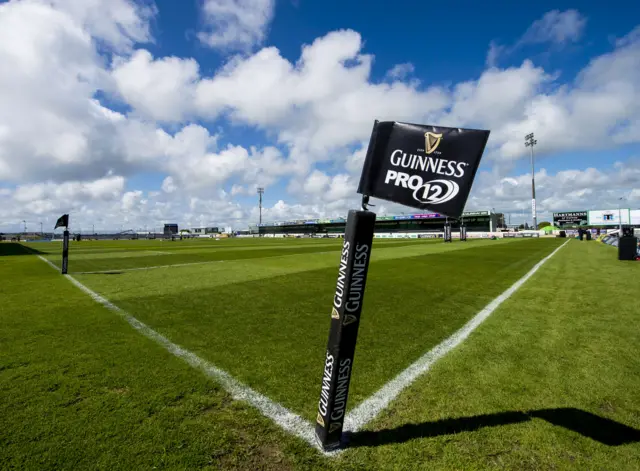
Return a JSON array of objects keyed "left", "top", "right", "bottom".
[{"left": 0, "top": 0, "right": 639, "bottom": 231}]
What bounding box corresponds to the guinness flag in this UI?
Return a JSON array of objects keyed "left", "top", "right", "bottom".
[
  {"left": 54, "top": 214, "right": 69, "bottom": 229},
  {"left": 357, "top": 121, "right": 490, "bottom": 218}
]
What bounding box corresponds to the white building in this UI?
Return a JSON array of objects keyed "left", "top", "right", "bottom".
[{"left": 191, "top": 227, "right": 219, "bottom": 235}]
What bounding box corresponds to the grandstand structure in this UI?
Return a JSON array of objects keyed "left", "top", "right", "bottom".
[{"left": 249, "top": 210, "right": 504, "bottom": 236}]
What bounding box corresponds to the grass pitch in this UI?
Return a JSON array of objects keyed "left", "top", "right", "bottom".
[{"left": 1, "top": 237, "right": 639, "bottom": 470}]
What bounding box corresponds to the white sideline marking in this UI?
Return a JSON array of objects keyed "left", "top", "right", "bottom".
[
  {"left": 342, "top": 239, "right": 570, "bottom": 434},
  {"left": 35, "top": 255, "right": 324, "bottom": 454}
]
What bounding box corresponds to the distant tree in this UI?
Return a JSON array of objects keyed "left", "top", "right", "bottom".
[
  {"left": 524, "top": 222, "right": 530, "bottom": 230},
  {"left": 518, "top": 224, "right": 525, "bottom": 230},
  {"left": 538, "top": 221, "right": 551, "bottom": 229}
]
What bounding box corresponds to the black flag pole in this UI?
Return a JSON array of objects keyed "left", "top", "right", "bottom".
[
  {"left": 55, "top": 214, "right": 70, "bottom": 275},
  {"left": 315, "top": 201, "right": 376, "bottom": 450}
]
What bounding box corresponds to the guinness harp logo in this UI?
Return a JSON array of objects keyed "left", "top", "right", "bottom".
[
  {"left": 425, "top": 132, "right": 443, "bottom": 154},
  {"left": 331, "top": 307, "right": 340, "bottom": 320},
  {"left": 316, "top": 413, "right": 325, "bottom": 426},
  {"left": 343, "top": 314, "right": 357, "bottom": 326}
]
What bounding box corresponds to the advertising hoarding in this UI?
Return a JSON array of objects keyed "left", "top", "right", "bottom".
[
  {"left": 462, "top": 211, "right": 489, "bottom": 216},
  {"left": 588, "top": 209, "right": 630, "bottom": 226},
  {"left": 552, "top": 211, "right": 588, "bottom": 227}
]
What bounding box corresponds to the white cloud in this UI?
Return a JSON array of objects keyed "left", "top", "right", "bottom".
[
  {"left": 0, "top": 0, "right": 163, "bottom": 183},
  {"left": 48, "top": 0, "right": 156, "bottom": 53},
  {"left": 385, "top": 63, "right": 414, "bottom": 80},
  {"left": 160, "top": 124, "right": 289, "bottom": 192},
  {"left": 12, "top": 175, "right": 125, "bottom": 204},
  {"left": 2, "top": 175, "right": 125, "bottom": 228},
  {"left": 467, "top": 159, "right": 640, "bottom": 215},
  {"left": 161, "top": 176, "right": 177, "bottom": 193},
  {"left": 287, "top": 170, "right": 357, "bottom": 208},
  {"left": 442, "top": 27, "right": 640, "bottom": 162},
  {"left": 489, "top": 9, "right": 587, "bottom": 66},
  {"left": 195, "top": 29, "right": 448, "bottom": 172},
  {"left": 230, "top": 184, "right": 246, "bottom": 196},
  {"left": 485, "top": 40, "right": 505, "bottom": 68},
  {"left": 446, "top": 60, "right": 551, "bottom": 130},
  {"left": 111, "top": 50, "right": 200, "bottom": 122},
  {"left": 121, "top": 189, "right": 143, "bottom": 211},
  {"left": 518, "top": 9, "right": 587, "bottom": 46},
  {"left": 197, "top": 0, "right": 275, "bottom": 51}
]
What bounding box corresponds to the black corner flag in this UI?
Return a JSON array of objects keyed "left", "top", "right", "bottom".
[
  {"left": 54, "top": 214, "right": 69, "bottom": 230},
  {"left": 315, "top": 120, "right": 491, "bottom": 451},
  {"left": 54, "top": 214, "right": 70, "bottom": 274},
  {"left": 357, "top": 121, "right": 490, "bottom": 218}
]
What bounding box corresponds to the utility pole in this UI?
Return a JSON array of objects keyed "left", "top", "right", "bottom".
[
  {"left": 92, "top": 224, "right": 95, "bottom": 235},
  {"left": 257, "top": 187, "right": 264, "bottom": 226},
  {"left": 525, "top": 133, "right": 538, "bottom": 230},
  {"left": 40, "top": 221, "right": 43, "bottom": 236},
  {"left": 618, "top": 197, "right": 624, "bottom": 233},
  {"left": 22, "top": 220, "right": 27, "bottom": 233}
]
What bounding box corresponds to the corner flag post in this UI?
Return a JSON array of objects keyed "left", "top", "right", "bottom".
[
  {"left": 55, "top": 214, "right": 70, "bottom": 274},
  {"left": 315, "top": 208, "right": 376, "bottom": 450},
  {"left": 314, "top": 120, "right": 490, "bottom": 451}
]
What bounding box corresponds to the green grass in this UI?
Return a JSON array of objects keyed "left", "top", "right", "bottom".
[
  {"left": 34, "top": 237, "right": 442, "bottom": 273},
  {"left": 1, "top": 238, "right": 639, "bottom": 470},
  {"left": 71, "top": 238, "right": 560, "bottom": 421}
]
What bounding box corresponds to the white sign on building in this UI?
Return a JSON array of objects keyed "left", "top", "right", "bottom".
[{"left": 588, "top": 209, "right": 630, "bottom": 226}]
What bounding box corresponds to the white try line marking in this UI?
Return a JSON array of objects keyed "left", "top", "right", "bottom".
[
  {"left": 35, "top": 255, "right": 325, "bottom": 454},
  {"left": 33, "top": 239, "right": 568, "bottom": 455},
  {"left": 342, "top": 239, "right": 570, "bottom": 434}
]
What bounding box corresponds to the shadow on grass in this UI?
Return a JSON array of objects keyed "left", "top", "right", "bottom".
[
  {"left": 345, "top": 408, "right": 640, "bottom": 448},
  {"left": 0, "top": 243, "right": 46, "bottom": 256}
]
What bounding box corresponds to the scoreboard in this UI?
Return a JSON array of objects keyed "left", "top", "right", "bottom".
[{"left": 163, "top": 224, "right": 178, "bottom": 236}]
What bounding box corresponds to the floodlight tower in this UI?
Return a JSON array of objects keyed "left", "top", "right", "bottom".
[
  {"left": 525, "top": 133, "right": 538, "bottom": 230},
  {"left": 257, "top": 187, "right": 264, "bottom": 226}
]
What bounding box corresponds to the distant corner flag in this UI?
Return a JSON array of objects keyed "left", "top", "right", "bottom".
[
  {"left": 54, "top": 214, "right": 70, "bottom": 274},
  {"left": 54, "top": 214, "right": 69, "bottom": 229}
]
